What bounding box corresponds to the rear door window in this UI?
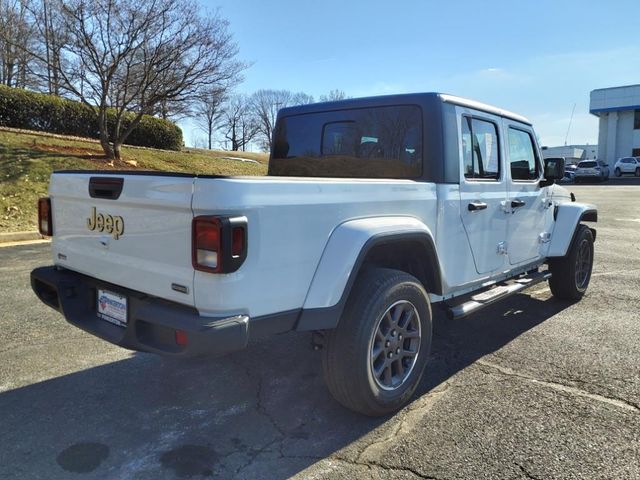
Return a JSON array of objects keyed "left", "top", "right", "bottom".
[
  {"left": 508, "top": 128, "right": 540, "bottom": 181},
  {"left": 461, "top": 117, "right": 500, "bottom": 180}
]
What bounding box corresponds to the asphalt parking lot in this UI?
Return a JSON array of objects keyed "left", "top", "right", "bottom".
[{"left": 1, "top": 183, "right": 639, "bottom": 480}]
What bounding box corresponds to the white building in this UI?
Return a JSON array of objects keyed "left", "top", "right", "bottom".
[
  {"left": 590, "top": 84, "right": 640, "bottom": 163},
  {"left": 541, "top": 145, "right": 598, "bottom": 165}
]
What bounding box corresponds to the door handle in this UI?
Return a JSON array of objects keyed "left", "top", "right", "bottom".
[
  {"left": 468, "top": 201, "right": 488, "bottom": 211},
  {"left": 511, "top": 199, "right": 526, "bottom": 208}
]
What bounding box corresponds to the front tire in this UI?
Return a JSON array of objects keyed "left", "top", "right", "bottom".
[
  {"left": 615, "top": 167, "right": 621, "bottom": 177},
  {"left": 548, "top": 225, "right": 594, "bottom": 300},
  {"left": 635, "top": 168, "right": 640, "bottom": 177},
  {"left": 322, "top": 268, "right": 432, "bottom": 416}
]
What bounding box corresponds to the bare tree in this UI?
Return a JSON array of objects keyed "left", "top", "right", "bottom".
[
  {"left": 37, "top": 0, "right": 67, "bottom": 95},
  {"left": 291, "top": 91, "right": 314, "bottom": 106},
  {"left": 154, "top": 97, "right": 193, "bottom": 121},
  {"left": 195, "top": 87, "right": 226, "bottom": 150},
  {"left": 10, "top": 0, "right": 245, "bottom": 160},
  {"left": 320, "top": 89, "right": 347, "bottom": 102},
  {"left": 221, "top": 94, "right": 257, "bottom": 152},
  {"left": 0, "top": 0, "right": 38, "bottom": 88},
  {"left": 250, "top": 89, "right": 314, "bottom": 151}
]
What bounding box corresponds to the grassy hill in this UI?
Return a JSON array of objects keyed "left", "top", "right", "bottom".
[{"left": 0, "top": 128, "right": 268, "bottom": 233}]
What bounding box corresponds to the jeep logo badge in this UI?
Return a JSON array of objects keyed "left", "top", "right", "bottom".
[{"left": 87, "top": 207, "right": 124, "bottom": 239}]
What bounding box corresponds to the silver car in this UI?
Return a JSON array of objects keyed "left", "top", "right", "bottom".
[
  {"left": 613, "top": 157, "right": 640, "bottom": 177},
  {"left": 574, "top": 160, "right": 610, "bottom": 183}
]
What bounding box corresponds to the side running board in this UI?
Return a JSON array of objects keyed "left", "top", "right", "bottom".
[{"left": 447, "top": 271, "right": 551, "bottom": 320}]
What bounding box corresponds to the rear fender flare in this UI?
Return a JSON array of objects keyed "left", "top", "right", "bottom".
[{"left": 296, "top": 216, "right": 441, "bottom": 331}]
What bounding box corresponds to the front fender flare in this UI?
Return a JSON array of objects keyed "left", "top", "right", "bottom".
[
  {"left": 296, "top": 216, "right": 440, "bottom": 331},
  {"left": 547, "top": 202, "right": 597, "bottom": 258}
]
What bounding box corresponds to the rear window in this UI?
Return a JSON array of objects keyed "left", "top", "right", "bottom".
[
  {"left": 579, "top": 161, "right": 597, "bottom": 168},
  {"left": 270, "top": 105, "right": 423, "bottom": 178}
]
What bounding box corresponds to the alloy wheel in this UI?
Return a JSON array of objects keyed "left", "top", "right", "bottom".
[
  {"left": 368, "top": 300, "right": 421, "bottom": 391},
  {"left": 575, "top": 238, "right": 592, "bottom": 290}
]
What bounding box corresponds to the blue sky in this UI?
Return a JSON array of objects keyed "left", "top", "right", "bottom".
[{"left": 187, "top": 0, "right": 640, "bottom": 149}]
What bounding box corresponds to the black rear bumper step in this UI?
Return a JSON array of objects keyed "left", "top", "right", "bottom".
[
  {"left": 31, "top": 266, "right": 298, "bottom": 357},
  {"left": 447, "top": 271, "right": 551, "bottom": 320}
]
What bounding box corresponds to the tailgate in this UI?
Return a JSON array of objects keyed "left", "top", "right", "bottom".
[{"left": 49, "top": 172, "right": 196, "bottom": 306}]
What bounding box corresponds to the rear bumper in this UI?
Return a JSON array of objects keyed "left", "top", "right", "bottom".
[{"left": 31, "top": 266, "right": 250, "bottom": 357}]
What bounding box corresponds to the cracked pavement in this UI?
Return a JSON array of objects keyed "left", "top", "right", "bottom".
[{"left": 1, "top": 184, "right": 639, "bottom": 479}]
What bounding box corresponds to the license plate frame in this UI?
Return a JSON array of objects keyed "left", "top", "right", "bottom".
[{"left": 97, "top": 288, "right": 128, "bottom": 327}]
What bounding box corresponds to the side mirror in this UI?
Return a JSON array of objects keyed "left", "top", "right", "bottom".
[{"left": 540, "top": 157, "right": 565, "bottom": 187}]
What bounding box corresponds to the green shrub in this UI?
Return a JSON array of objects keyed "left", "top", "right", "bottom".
[{"left": 0, "top": 85, "right": 182, "bottom": 150}]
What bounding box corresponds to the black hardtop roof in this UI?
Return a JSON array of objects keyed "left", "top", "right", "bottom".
[{"left": 278, "top": 92, "right": 531, "bottom": 125}]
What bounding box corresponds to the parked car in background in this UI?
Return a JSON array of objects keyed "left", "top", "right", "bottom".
[
  {"left": 613, "top": 157, "right": 640, "bottom": 177},
  {"left": 575, "top": 160, "right": 610, "bottom": 182},
  {"left": 561, "top": 162, "right": 577, "bottom": 183}
]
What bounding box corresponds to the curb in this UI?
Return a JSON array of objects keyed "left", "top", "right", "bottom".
[{"left": 0, "top": 231, "right": 44, "bottom": 243}]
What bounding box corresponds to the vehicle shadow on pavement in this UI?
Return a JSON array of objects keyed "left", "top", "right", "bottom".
[
  {"left": 423, "top": 292, "right": 569, "bottom": 396},
  {"left": 0, "top": 293, "right": 571, "bottom": 480}
]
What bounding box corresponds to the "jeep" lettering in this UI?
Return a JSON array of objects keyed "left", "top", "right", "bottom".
[{"left": 87, "top": 207, "right": 124, "bottom": 239}]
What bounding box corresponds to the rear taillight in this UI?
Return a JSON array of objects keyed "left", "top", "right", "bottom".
[
  {"left": 175, "top": 329, "right": 189, "bottom": 346},
  {"left": 192, "top": 216, "right": 247, "bottom": 273},
  {"left": 231, "top": 226, "right": 245, "bottom": 257},
  {"left": 193, "top": 216, "right": 222, "bottom": 272},
  {"left": 38, "top": 197, "right": 52, "bottom": 236}
]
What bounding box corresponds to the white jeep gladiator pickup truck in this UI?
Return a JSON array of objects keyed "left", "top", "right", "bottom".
[{"left": 31, "top": 93, "right": 597, "bottom": 416}]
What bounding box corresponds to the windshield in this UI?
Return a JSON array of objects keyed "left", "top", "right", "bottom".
[{"left": 270, "top": 105, "right": 423, "bottom": 178}]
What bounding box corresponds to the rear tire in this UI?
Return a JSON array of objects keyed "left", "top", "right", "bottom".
[
  {"left": 548, "top": 225, "right": 594, "bottom": 300},
  {"left": 322, "top": 268, "right": 432, "bottom": 416}
]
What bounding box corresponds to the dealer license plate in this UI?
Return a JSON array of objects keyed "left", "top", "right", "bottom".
[{"left": 97, "top": 289, "right": 128, "bottom": 327}]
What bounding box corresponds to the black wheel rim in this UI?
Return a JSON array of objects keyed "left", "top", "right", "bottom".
[
  {"left": 368, "top": 300, "right": 421, "bottom": 391},
  {"left": 575, "top": 238, "right": 592, "bottom": 290}
]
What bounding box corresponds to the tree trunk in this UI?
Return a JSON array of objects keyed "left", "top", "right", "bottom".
[
  {"left": 113, "top": 113, "right": 123, "bottom": 159},
  {"left": 113, "top": 142, "right": 122, "bottom": 161},
  {"left": 5, "top": 61, "right": 14, "bottom": 86},
  {"left": 100, "top": 135, "right": 115, "bottom": 159},
  {"left": 98, "top": 109, "right": 115, "bottom": 159},
  {"left": 231, "top": 123, "right": 238, "bottom": 151},
  {"left": 99, "top": 134, "right": 115, "bottom": 159},
  {"left": 43, "top": 0, "right": 52, "bottom": 94}
]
